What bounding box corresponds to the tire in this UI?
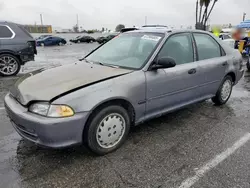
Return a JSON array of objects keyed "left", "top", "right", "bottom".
[
  {"left": 85, "top": 105, "right": 130, "bottom": 155},
  {"left": 212, "top": 75, "right": 233, "bottom": 105},
  {"left": 40, "top": 42, "right": 45, "bottom": 47},
  {"left": 59, "top": 42, "right": 63, "bottom": 46},
  {"left": 247, "top": 58, "right": 250, "bottom": 71},
  {"left": 0, "top": 54, "right": 21, "bottom": 77}
]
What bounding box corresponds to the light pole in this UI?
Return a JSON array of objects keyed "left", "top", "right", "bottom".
[
  {"left": 40, "top": 14, "right": 43, "bottom": 25},
  {"left": 243, "top": 12, "right": 246, "bottom": 21}
]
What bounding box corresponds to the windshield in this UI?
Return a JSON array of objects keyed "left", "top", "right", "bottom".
[{"left": 86, "top": 32, "right": 164, "bottom": 69}]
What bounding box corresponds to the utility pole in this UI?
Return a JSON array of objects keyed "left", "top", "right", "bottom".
[
  {"left": 76, "top": 14, "right": 79, "bottom": 32},
  {"left": 40, "top": 14, "right": 43, "bottom": 25},
  {"left": 145, "top": 16, "right": 147, "bottom": 25},
  {"left": 243, "top": 12, "right": 246, "bottom": 21}
]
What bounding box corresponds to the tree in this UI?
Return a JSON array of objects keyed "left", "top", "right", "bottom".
[
  {"left": 195, "top": 0, "right": 218, "bottom": 30},
  {"left": 115, "top": 24, "right": 125, "bottom": 32}
]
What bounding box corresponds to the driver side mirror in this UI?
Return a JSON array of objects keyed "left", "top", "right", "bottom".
[{"left": 151, "top": 56, "right": 176, "bottom": 70}]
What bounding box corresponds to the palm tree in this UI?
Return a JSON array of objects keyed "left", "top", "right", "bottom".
[
  {"left": 198, "top": 0, "right": 204, "bottom": 23},
  {"left": 205, "top": 0, "right": 218, "bottom": 24},
  {"left": 201, "top": 0, "right": 210, "bottom": 24},
  {"left": 195, "top": 0, "right": 218, "bottom": 30}
]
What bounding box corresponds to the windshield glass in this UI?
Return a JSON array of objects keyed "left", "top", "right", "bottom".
[{"left": 86, "top": 32, "right": 164, "bottom": 69}]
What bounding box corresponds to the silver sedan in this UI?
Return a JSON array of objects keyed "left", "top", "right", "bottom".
[{"left": 5, "top": 29, "right": 244, "bottom": 155}]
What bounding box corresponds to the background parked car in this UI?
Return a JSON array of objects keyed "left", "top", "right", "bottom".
[
  {"left": 96, "top": 34, "right": 117, "bottom": 44},
  {"left": 36, "top": 36, "right": 67, "bottom": 46},
  {"left": 36, "top": 35, "right": 52, "bottom": 40},
  {"left": 219, "top": 33, "right": 232, "bottom": 40},
  {"left": 223, "top": 38, "right": 235, "bottom": 48},
  {"left": 0, "top": 21, "right": 37, "bottom": 76},
  {"left": 70, "top": 36, "right": 96, "bottom": 43}
]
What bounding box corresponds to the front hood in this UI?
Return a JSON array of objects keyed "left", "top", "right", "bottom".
[{"left": 10, "top": 62, "right": 132, "bottom": 105}]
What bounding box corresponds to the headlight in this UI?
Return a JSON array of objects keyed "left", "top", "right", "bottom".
[{"left": 29, "top": 103, "right": 74, "bottom": 117}]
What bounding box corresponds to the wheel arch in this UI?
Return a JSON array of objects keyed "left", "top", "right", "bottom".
[
  {"left": 83, "top": 98, "right": 136, "bottom": 143},
  {"left": 0, "top": 51, "right": 21, "bottom": 63},
  {"left": 226, "top": 72, "right": 236, "bottom": 83},
  {"left": 88, "top": 98, "right": 135, "bottom": 125}
]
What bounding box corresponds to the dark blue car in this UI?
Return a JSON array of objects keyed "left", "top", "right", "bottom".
[{"left": 36, "top": 36, "right": 67, "bottom": 46}]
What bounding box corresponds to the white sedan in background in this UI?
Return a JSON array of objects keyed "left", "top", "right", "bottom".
[{"left": 223, "top": 39, "right": 235, "bottom": 49}]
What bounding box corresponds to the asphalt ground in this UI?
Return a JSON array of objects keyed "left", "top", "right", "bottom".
[{"left": 1, "top": 43, "right": 250, "bottom": 188}]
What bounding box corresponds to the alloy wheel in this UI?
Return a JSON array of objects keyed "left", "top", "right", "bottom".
[{"left": 0, "top": 56, "right": 18, "bottom": 76}]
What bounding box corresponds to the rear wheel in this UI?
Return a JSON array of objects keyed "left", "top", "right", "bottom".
[
  {"left": 85, "top": 105, "right": 130, "bottom": 155},
  {"left": 212, "top": 75, "right": 233, "bottom": 105},
  {"left": 0, "top": 54, "right": 21, "bottom": 76},
  {"left": 59, "top": 42, "right": 63, "bottom": 46}
]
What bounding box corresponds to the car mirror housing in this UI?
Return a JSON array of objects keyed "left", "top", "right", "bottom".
[{"left": 151, "top": 56, "right": 176, "bottom": 70}]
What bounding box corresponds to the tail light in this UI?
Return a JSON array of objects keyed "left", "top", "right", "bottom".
[{"left": 27, "top": 41, "right": 37, "bottom": 54}]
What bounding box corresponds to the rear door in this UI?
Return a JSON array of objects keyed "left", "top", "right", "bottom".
[{"left": 192, "top": 33, "right": 228, "bottom": 96}]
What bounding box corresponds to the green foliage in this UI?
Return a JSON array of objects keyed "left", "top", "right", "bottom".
[{"left": 115, "top": 24, "right": 125, "bottom": 32}]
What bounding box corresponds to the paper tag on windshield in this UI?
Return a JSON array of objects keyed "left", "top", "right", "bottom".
[{"left": 141, "top": 35, "right": 161, "bottom": 41}]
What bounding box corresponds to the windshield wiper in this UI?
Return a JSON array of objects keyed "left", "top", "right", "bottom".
[
  {"left": 94, "top": 61, "right": 120, "bottom": 68},
  {"left": 80, "top": 58, "right": 119, "bottom": 68},
  {"left": 79, "top": 58, "right": 91, "bottom": 63}
]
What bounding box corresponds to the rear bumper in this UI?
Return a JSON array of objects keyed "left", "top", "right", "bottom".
[
  {"left": 20, "top": 54, "right": 35, "bottom": 63},
  {"left": 4, "top": 93, "right": 89, "bottom": 148},
  {"left": 235, "top": 69, "right": 244, "bottom": 85},
  {"left": 18, "top": 45, "right": 36, "bottom": 64}
]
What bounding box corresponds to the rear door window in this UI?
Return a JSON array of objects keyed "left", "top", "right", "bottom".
[
  {"left": 193, "top": 33, "right": 222, "bottom": 60},
  {"left": 0, "top": 25, "right": 14, "bottom": 38}
]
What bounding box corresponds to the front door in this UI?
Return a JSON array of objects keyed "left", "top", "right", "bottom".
[{"left": 145, "top": 33, "right": 202, "bottom": 119}]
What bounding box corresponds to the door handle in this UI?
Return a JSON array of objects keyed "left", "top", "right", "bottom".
[
  {"left": 188, "top": 68, "right": 196, "bottom": 74},
  {"left": 222, "top": 62, "right": 228, "bottom": 66}
]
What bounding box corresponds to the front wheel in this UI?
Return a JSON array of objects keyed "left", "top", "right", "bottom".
[
  {"left": 0, "top": 54, "right": 21, "bottom": 76},
  {"left": 85, "top": 105, "right": 130, "bottom": 155},
  {"left": 212, "top": 75, "right": 233, "bottom": 105}
]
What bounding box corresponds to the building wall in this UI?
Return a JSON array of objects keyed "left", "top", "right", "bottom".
[{"left": 23, "top": 25, "right": 53, "bottom": 33}]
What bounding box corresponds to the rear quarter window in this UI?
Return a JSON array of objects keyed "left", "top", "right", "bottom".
[
  {"left": 17, "top": 25, "right": 33, "bottom": 38},
  {"left": 0, "top": 25, "right": 14, "bottom": 38}
]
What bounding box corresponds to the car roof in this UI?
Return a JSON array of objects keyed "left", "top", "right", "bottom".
[
  {"left": 0, "top": 20, "right": 12, "bottom": 24},
  {"left": 127, "top": 28, "right": 212, "bottom": 35}
]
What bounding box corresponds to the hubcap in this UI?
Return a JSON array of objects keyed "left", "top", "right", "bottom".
[
  {"left": 221, "top": 80, "right": 232, "bottom": 101},
  {"left": 96, "top": 113, "right": 126, "bottom": 148},
  {"left": 0, "top": 56, "right": 18, "bottom": 75}
]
